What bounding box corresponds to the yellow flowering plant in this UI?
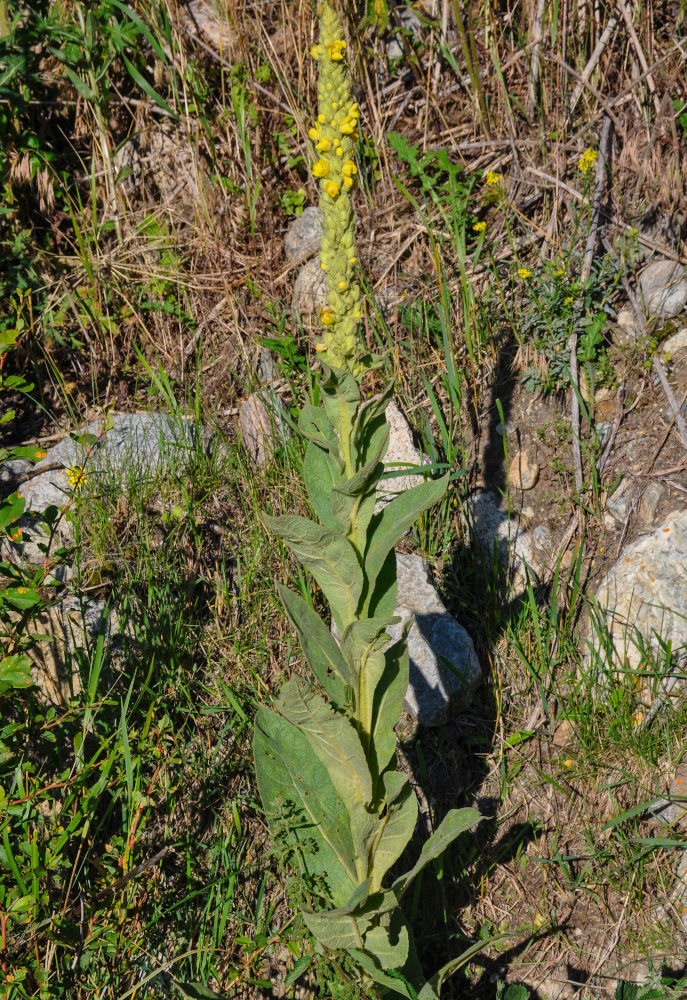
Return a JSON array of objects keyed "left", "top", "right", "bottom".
[{"left": 253, "top": 4, "right": 480, "bottom": 998}]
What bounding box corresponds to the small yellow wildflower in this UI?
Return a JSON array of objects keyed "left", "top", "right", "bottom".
[
  {"left": 308, "top": 127, "right": 320, "bottom": 141},
  {"left": 472, "top": 221, "right": 487, "bottom": 233},
  {"left": 565, "top": 295, "right": 574, "bottom": 305},
  {"left": 339, "top": 120, "right": 356, "bottom": 135},
  {"left": 315, "top": 137, "right": 333, "bottom": 152},
  {"left": 554, "top": 264, "right": 565, "bottom": 277},
  {"left": 343, "top": 176, "right": 354, "bottom": 189},
  {"left": 318, "top": 113, "right": 326, "bottom": 123},
  {"left": 484, "top": 170, "right": 502, "bottom": 186},
  {"left": 341, "top": 160, "right": 357, "bottom": 177},
  {"left": 312, "top": 159, "right": 330, "bottom": 178},
  {"left": 563, "top": 758, "right": 573, "bottom": 769},
  {"left": 336, "top": 146, "right": 344, "bottom": 157},
  {"left": 67, "top": 465, "right": 88, "bottom": 490},
  {"left": 350, "top": 256, "right": 356, "bottom": 264},
  {"left": 578, "top": 147, "right": 597, "bottom": 175},
  {"left": 347, "top": 103, "right": 360, "bottom": 119},
  {"left": 517, "top": 268, "right": 531, "bottom": 279},
  {"left": 338, "top": 281, "right": 346, "bottom": 290},
  {"left": 320, "top": 309, "right": 335, "bottom": 326},
  {"left": 325, "top": 180, "right": 339, "bottom": 198},
  {"left": 310, "top": 44, "right": 324, "bottom": 60},
  {"left": 327, "top": 39, "right": 346, "bottom": 60}
]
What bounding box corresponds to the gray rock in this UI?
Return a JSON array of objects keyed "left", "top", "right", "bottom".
[
  {"left": 591, "top": 509, "right": 687, "bottom": 673},
  {"left": 238, "top": 390, "right": 291, "bottom": 466},
  {"left": 375, "top": 401, "right": 428, "bottom": 512},
  {"left": 292, "top": 257, "right": 327, "bottom": 317},
  {"left": 33, "top": 412, "right": 206, "bottom": 478},
  {"left": 0, "top": 458, "right": 32, "bottom": 486},
  {"left": 660, "top": 327, "right": 687, "bottom": 358},
  {"left": 467, "top": 491, "right": 545, "bottom": 592},
  {"left": 1, "top": 413, "right": 207, "bottom": 570},
  {"left": 648, "top": 766, "right": 687, "bottom": 831},
  {"left": 284, "top": 206, "right": 322, "bottom": 264},
  {"left": 394, "top": 553, "right": 480, "bottom": 726},
  {"left": 639, "top": 260, "right": 687, "bottom": 319}
]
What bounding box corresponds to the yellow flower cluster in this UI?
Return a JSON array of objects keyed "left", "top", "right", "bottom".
[
  {"left": 308, "top": 2, "right": 362, "bottom": 370},
  {"left": 472, "top": 221, "right": 486, "bottom": 233},
  {"left": 67, "top": 465, "right": 88, "bottom": 491},
  {"left": 517, "top": 268, "right": 531, "bottom": 279},
  {"left": 484, "top": 170, "right": 502, "bottom": 187},
  {"left": 578, "top": 147, "right": 597, "bottom": 175}
]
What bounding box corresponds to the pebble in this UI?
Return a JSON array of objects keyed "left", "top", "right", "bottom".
[
  {"left": 639, "top": 260, "right": 687, "bottom": 319},
  {"left": 508, "top": 450, "right": 539, "bottom": 490}
]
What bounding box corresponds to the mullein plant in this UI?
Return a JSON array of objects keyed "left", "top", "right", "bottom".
[{"left": 253, "top": 5, "right": 480, "bottom": 997}]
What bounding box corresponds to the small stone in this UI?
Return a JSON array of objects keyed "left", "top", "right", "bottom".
[
  {"left": 552, "top": 719, "right": 577, "bottom": 746},
  {"left": 639, "top": 260, "right": 687, "bottom": 319},
  {"left": 238, "top": 390, "right": 291, "bottom": 466},
  {"left": 648, "top": 765, "right": 687, "bottom": 831},
  {"left": 468, "top": 491, "right": 544, "bottom": 593},
  {"left": 284, "top": 206, "right": 322, "bottom": 264},
  {"left": 614, "top": 307, "right": 642, "bottom": 346},
  {"left": 292, "top": 257, "right": 327, "bottom": 317},
  {"left": 386, "top": 6, "right": 421, "bottom": 59},
  {"left": 605, "top": 478, "right": 633, "bottom": 523},
  {"left": 660, "top": 327, "right": 687, "bottom": 357},
  {"left": 638, "top": 481, "right": 665, "bottom": 527},
  {"left": 508, "top": 450, "right": 539, "bottom": 490}
]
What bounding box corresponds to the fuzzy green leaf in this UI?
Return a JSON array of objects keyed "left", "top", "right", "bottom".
[
  {"left": 303, "top": 443, "right": 340, "bottom": 532},
  {"left": 363, "top": 921, "right": 409, "bottom": 970},
  {"left": 393, "top": 808, "right": 480, "bottom": 901},
  {"left": 363, "top": 476, "right": 448, "bottom": 615},
  {"left": 276, "top": 584, "right": 350, "bottom": 703},
  {"left": 369, "top": 778, "right": 418, "bottom": 887},
  {"left": 300, "top": 878, "right": 373, "bottom": 950},
  {"left": 254, "top": 706, "right": 358, "bottom": 906},
  {"left": 264, "top": 513, "right": 362, "bottom": 633},
  {"left": 369, "top": 629, "right": 412, "bottom": 782},
  {"left": 277, "top": 678, "right": 373, "bottom": 810},
  {"left": 299, "top": 405, "right": 339, "bottom": 453}
]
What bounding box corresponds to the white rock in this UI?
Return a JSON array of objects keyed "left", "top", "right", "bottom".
[
  {"left": 639, "top": 260, "right": 687, "bottom": 319},
  {"left": 614, "top": 307, "right": 642, "bottom": 346},
  {"left": 591, "top": 509, "right": 687, "bottom": 672},
  {"left": 660, "top": 327, "right": 687, "bottom": 357}
]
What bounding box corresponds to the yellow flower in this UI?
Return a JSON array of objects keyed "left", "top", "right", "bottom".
[
  {"left": 311, "top": 44, "right": 324, "bottom": 60},
  {"left": 308, "top": 127, "right": 320, "bottom": 141},
  {"left": 315, "top": 342, "right": 328, "bottom": 352},
  {"left": 315, "top": 137, "right": 333, "bottom": 152},
  {"left": 472, "top": 221, "right": 486, "bottom": 232},
  {"left": 338, "top": 281, "right": 346, "bottom": 290},
  {"left": 312, "top": 159, "right": 330, "bottom": 178},
  {"left": 325, "top": 180, "right": 339, "bottom": 197},
  {"left": 318, "top": 113, "right": 326, "bottom": 123},
  {"left": 554, "top": 264, "right": 565, "bottom": 276},
  {"left": 339, "top": 120, "right": 356, "bottom": 135},
  {"left": 335, "top": 146, "right": 344, "bottom": 156},
  {"left": 320, "top": 308, "right": 335, "bottom": 326},
  {"left": 563, "top": 758, "right": 573, "bottom": 769},
  {"left": 67, "top": 465, "right": 88, "bottom": 490},
  {"left": 565, "top": 295, "right": 574, "bottom": 305},
  {"left": 484, "top": 170, "right": 502, "bottom": 186},
  {"left": 347, "top": 102, "right": 360, "bottom": 119},
  {"left": 341, "top": 160, "right": 357, "bottom": 177},
  {"left": 517, "top": 268, "right": 531, "bottom": 279},
  {"left": 343, "top": 176, "right": 354, "bottom": 189},
  {"left": 327, "top": 39, "right": 346, "bottom": 60},
  {"left": 578, "top": 147, "right": 597, "bottom": 175}
]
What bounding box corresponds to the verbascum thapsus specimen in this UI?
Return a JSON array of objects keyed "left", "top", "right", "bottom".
[{"left": 309, "top": 3, "right": 361, "bottom": 371}]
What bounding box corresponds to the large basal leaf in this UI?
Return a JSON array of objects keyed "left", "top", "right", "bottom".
[
  {"left": 253, "top": 706, "right": 358, "bottom": 906},
  {"left": 276, "top": 583, "right": 350, "bottom": 703},
  {"left": 363, "top": 475, "right": 449, "bottom": 614},
  {"left": 347, "top": 952, "right": 418, "bottom": 999},
  {"left": 263, "top": 513, "right": 362, "bottom": 633},
  {"left": 392, "top": 808, "right": 481, "bottom": 901},
  {"left": 303, "top": 443, "right": 341, "bottom": 533},
  {"left": 277, "top": 678, "right": 373, "bottom": 812}
]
